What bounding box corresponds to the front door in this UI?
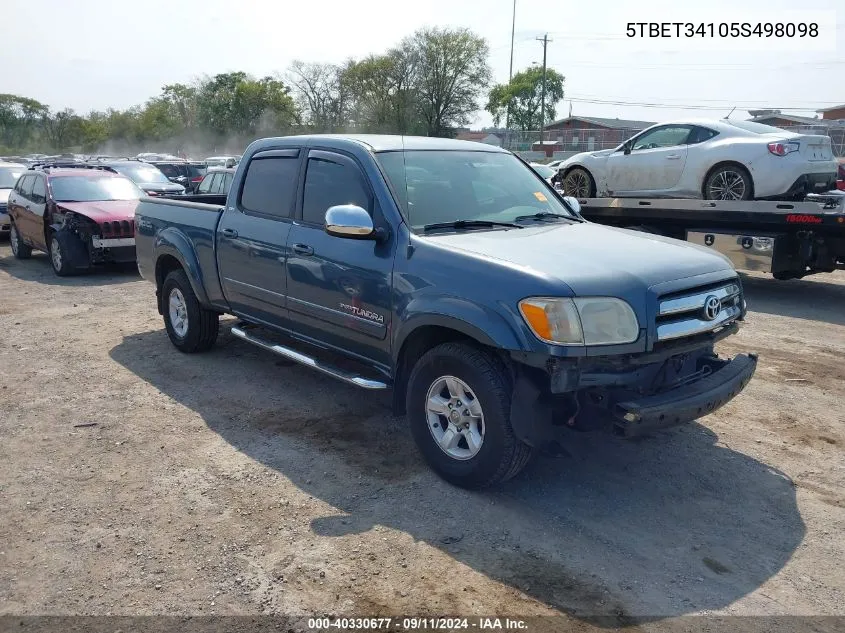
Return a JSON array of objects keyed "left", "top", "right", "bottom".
[
  {"left": 28, "top": 174, "right": 48, "bottom": 249},
  {"left": 605, "top": 125, "right": 692, "bottom": 195},
  {"left": 215, "top": 149, "right": 302, "bottom": 328},
  {"left": 285, "top": 149, "right": 394, "bottom": 367}
]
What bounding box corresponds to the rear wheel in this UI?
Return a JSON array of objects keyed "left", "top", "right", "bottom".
[
  {"left": 162, "top": 269, "right": 219, "bottom": 353},
  {"left": 406, "top": 342, "right": 533, "bottom": 488},
  {"left": 561, "top": 167, "right": 596, "bottom": 198},
  {"left": 10, "top": 223, "right": 32, "bottom": 259},
  {"left": 704, "top": 165, "right": 753, "bottom": 200}
]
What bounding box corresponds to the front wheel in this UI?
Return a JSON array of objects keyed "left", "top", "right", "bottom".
[
  {"left": 561, "top": 167, "right": 596, "bottom": 198},
  {"left": 10, "top": 223, "right": 32, "bottom": 259},
  {"left": 704, "top": 165, "right": 753, "bottom": 201},
  {"left": 162, "top": 269, "right": 219, "bottom": 353},
  {"left": 406, "top": 342, "right": 533, "bottom": 488},
  {"left": 50, "top": 232, "right": 87, "bottom": 276}
]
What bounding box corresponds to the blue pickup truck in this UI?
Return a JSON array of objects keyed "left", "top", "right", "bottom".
[{"left": 134, "top": 135, "right": 757, "bottom": 488}]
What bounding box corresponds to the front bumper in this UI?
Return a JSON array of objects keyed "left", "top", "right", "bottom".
[{"left": 613, "top": 353, "right": 757, "bottom": 437}]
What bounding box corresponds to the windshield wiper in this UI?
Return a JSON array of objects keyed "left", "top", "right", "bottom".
[
  {"left": 422, "top": 220, "right": 524, "bottom": 232},
  {"left": 514, "top": 211, "right": 581, "bottom": 223}
]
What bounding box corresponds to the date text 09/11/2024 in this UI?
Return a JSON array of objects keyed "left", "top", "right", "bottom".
[
  {"left": 306, "top": 617, "right": 528, "bottom": 630},
  {"left": 626, "top": 22, "right": 819, "bottom": 38}
]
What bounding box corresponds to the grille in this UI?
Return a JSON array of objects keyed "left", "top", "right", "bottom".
[
  {"left": 656, "top": 279, "right": 743, "bottom": 342},
  {"left": 100, "top": 219, "right": 134, "bottom": 237}
]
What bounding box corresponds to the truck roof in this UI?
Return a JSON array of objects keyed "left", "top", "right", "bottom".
[{"left": 250, "top": 134, "right": 508, "bottom": 153}]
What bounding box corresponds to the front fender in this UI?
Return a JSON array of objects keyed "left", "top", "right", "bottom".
[
  {"left": 393, "top": 295, "right": 533, "bottom": 363},
  {"left": 153, "top": 227, "right": 210, "bottom": 307}
]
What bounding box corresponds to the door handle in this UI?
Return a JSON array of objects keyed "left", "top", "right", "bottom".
[
  {"left": 666, "top": 154, "right": 681, "bottom": 160},
  {"left": 292, "top": 243, "right": 314, "bottom": 256},
  {"left": 221, "top": 228, "right": 238, "bottom": 238},
  {"left": 25, "top": 205, "right": 31, "bottom": 210}
]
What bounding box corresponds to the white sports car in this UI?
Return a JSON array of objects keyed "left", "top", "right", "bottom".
[{"left": 556, "top": 119, "right": 838, "bottom": 201}]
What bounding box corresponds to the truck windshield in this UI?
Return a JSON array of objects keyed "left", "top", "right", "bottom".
[
  {"left": 376, "top": 150, "right": 575, "bottom": 230},
  {"left": 51, "top": 176, "right": 143, "bottom": 202}
]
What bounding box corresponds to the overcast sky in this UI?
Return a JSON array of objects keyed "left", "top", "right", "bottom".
[{"left": 2, "top": 0, "right": 842, "bottom": 128}]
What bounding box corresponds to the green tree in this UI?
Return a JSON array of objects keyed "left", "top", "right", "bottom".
[
  {"left": 486, "top": 66, "right": 565, "bottom": 131},
  {"left": 43, "top": 108, "right": 84, "bottom": 151},
  {"left": 196, "top": 72, "right": 298, "bottom": 136},
  {"left": 0, "top": 94, "right": 49, "bottom": 150},
  {"left": 408, "top": 27, "right": 491, "bottom": 137},
  {"left": 288, "top": 61, "right": 355, "bottom": 132}
]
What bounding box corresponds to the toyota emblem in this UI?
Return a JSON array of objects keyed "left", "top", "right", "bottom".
[{"left": 703, "top": 295, "right": 721, "bottom": 321}]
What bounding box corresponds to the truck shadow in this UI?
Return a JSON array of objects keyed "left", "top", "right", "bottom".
[
  {"left": 110, "top": 327, "right": 804, "bottom": 624},
  {"left": 0, "top": 252, "right": 140, "bottom": 286},
  {"left": 740, "top": 272, "right": 845, "bottom": 327}
]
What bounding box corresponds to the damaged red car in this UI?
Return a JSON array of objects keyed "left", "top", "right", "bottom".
[{"left": 7, "top": 164, "right": 142, "bottom": 276}]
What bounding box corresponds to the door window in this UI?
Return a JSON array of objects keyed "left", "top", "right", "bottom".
[
  {"left": 17, "top": 175, "right": 34, "bottom": 198},
  {"left": 31, "top": 177, "right": 46, "bottom": 203},
  {"left": 239, "top": 157, "right": 300, "bottom": 218},
  {"left": 301, "top": 156, "right": 370, "bottom": 225},
  {"left": 632, "top": 126, "right": 692, "bottom": 151}
]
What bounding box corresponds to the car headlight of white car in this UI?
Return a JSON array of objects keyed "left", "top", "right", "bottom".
[{"left": 519, "top": 297, "right": 640, "bottom": 345}]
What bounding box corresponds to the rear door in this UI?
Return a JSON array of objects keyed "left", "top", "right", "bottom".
[
  {"left": 215, "top": 148, "right": 302, "bottom": 327},
  {"left": 10, "top": 175, "right": 37, "bottom": 245},
  {"left": 28, "top": 175, "right": 48, "bottom": 249},
  {"left": 285, "top": 149, "right": 394, "bottom": 365},
  {"left": 605, "top": 125, "right": 692, "bottom": 194}
]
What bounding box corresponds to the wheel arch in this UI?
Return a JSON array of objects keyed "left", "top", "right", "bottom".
[
  {"left": 702, "top": 160, "right": 755, "bottom": 199},
  {"left": 153, "top": 233, "right": 209, "bottom": 314},
  {"left": 391, "top": 319, "right": 515, "bottom": 416}
]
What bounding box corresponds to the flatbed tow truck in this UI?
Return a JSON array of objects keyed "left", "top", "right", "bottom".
[{"left": 566, "top": 192, "right": 845, "bottom": 280}]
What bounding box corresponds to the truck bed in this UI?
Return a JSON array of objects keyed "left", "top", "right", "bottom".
[{"left": 134, "top": 196, "right": 226, "bottom": 306}]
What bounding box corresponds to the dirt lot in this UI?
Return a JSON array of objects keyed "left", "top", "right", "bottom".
[{"left": 0, "top": 241, "right": 843, "bottom": 625}]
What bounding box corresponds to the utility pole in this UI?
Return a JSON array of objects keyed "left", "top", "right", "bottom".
[
  {"left": 537, "top": 33, "right": 551, "bottom": 144},
  {"left": 506, "top": 0, "right": 516, "bottom": 131}
]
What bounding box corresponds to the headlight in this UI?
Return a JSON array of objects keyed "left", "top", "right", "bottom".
[{"left": 519, "top": 297, "right": 640, "bottom": 346}]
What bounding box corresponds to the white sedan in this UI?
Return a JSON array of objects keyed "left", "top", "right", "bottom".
[{"left": 556, "top": 119, "right": 838, "bottom": 201}]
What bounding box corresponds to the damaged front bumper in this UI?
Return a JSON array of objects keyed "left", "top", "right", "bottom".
[
  {"left": 509, "top": 343, "right": 757, "bottom": 447},
  {"left": 612, "top": 353, "right": 757, "bottom": 437}
]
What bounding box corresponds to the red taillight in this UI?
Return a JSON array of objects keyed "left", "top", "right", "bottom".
[
  {"left": 767, "top": 141, "right": 799, "bottom": 156},
  {"left": 191, "top": 177, "right": 203, "bottom": 182},
  {"left": 147, "top": 190, "right": 159, "bottom": 196},
  {"left": 837, "top": 180, "right": 845, "bottom": 191}
]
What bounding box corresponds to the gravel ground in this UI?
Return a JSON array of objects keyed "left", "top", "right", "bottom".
[{"left": 0, "top": 241, "right": 843, "bottom": 625}]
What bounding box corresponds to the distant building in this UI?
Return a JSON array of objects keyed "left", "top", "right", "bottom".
[
  {"left": 541, "top": 116, "right": 655, "bottom": 154},
  {"left": 455, "top": 131, "right": 503, "bottom": 147},
  {"left": 817, "top": 105, "right": 845, "bottom": 121},
  {"left": 748, "top": 112, "right": 826, "bottom": 129}
]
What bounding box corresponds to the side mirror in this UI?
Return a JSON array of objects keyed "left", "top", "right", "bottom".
[
  {"left": 623, "top": 144, "right": 632, "bottom": 155},
  {"left": 325, "top": 205, "right": 376, "bottom": 239},
  {"left": 563, "top": 196, "right": 581, "bottom": 215}
]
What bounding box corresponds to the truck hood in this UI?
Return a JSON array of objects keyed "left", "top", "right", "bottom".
[
  {"left": 57, "top": 200, "right": 139, "bottom": 222},
  {"left": 423, "top": 221, "right": 734, "bottom": 295}
]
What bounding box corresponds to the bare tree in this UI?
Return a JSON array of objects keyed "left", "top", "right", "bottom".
[
  {"left": 409, "top": 27, "right": 492, "bottom": 137},
  {"left": 287, "top": 61, "right": 354, "bottom": 132}
]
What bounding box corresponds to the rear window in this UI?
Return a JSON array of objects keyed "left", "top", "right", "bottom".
[
  {"left": 239, "top": 157, "right": 299, "bottom": 217},
  {"left": 0, "top": 166, "right": 24, "bottom": 189},
  {"left": 155, "top": 163, "right": 185, "bottom": 178},
  {"left": 726, "top": 120, "right": 789, "bottom": 135}
]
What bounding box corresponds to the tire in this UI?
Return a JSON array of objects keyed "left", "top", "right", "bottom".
[
  {"left": 162, "top": 269, "right": 219, "bottom": 353},
  {"left": 49, "top": 231, "right": 88, "bottom": 276},
  {"left": 703, "top": 164, "right": 753, "bottom": 201},
  {"left": 9, "top": 222, "right": 32, "bottom": 259},
  {"left": 561, "top": 167, "right": 596, "bottom": 198},
  {"left": 406, "top": 342, "right": 533, "bottom": 488}
]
